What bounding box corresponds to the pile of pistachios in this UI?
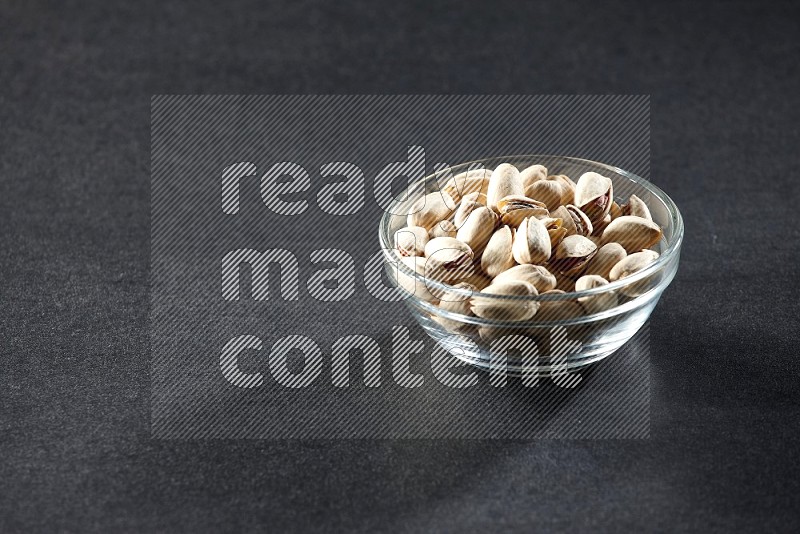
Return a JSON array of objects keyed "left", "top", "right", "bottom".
[{"left": 393, "top": 163, "right": 664, "bottom": 326}]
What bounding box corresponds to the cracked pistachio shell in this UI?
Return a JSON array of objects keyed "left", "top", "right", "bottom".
[
  {"left": 561, "top": 204, "right": 593, "bottom": 237},
  {"left": 575, "top": 275, "right": 618, "bottom": 314},
  {"left": 601, "top": 215, "right": 662, "bottom": 253},
  {"left": 548, "top": 175, "right": 576, "bottom": 205},
  {"left": 493, "top": 264, "right": 557, "bottom": 294},
  {"left": 442, "top": 168, "right": 491, "bottom": 204},
  {"left": 407, "top": 191, "right": 456, "bottom": 231},
  {"left": 582, "top": 242, "right": 627, "bottom": 279},
  {"left": 424, "top": 237, "right": 475, "bottom": 283},
  {"left": 481, "top": 226, "right": 516, "bottom": 278},
  {"left": 519, "top": 164, "right": 548, "bottom": 188},
  {"left": 524, "top": 179, "right": 563, "bottom": 211},
  {"left": 429, "top": 219, "right": 458, "bottom": 239},
  {"left": 609, "top": 201, "right": 623, "bottom": 220},
  {"left": 550, "top": 235, "right": 597, "bottom": 276},
  {"left": 486, "top": 163, "right": 524, "bottom": 210},
  {"left": 541, "top": 217, "right": 568, "bottom": 249},
  {"left": 396, "top": 256, "right": 438, "bottom": 304},
  {"left": 497, "top": 194, "right": 549, "bottom": 227},
  {"left": 455, "top": 206, "right": 498, "bottom": 254},
  {"left": 462, "top": 191, "right": 488, "bottom": 205},
  {"left": 536, "top": 290, "right": 584, "bottom": 320},
  {"left": 574, "top": 172, "right": 613, "bottom": 223},
  {"left": 512, "top": 216, "right": 552, "bottom": 265},
  {"left": 471, "top": 280, "right": 539, "bottom": 321},
  {"left": 609, "top": 249, "right": 660, "bottom": 298},
  {"left": 394, "top": 225, "right": 430, "bottom": 257},
  {"left": 622, "top": 194, "right": 652, "bottom": 221},
  {"left": 609, "top": 250, "right": 660, "bottom": 281}
]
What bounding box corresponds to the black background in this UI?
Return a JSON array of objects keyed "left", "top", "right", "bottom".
[{"left": 2, "top": 0, "right": 799, "bottom": 531}]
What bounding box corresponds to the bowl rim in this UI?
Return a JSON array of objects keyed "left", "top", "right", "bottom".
[{"left": 378, "top": 154, "right": 684, "bottom": 301}]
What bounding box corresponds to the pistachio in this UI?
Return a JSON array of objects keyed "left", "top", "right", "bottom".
[
  {"left": 609, "top": 249, "right": 660, "bottom": 298},
  {"left": 493, "top": 264, "right": 557, "bottom": 293},
  {"left": 463, "top": 191, "right": 488, "bottom": 205},
  {"left": 536, "top": 290, "right": 584, "bottom": 320},
  {"left": 524, "top": 179, "right": 563, "bottom": 211},
  {"left": 434, "top": 282, "right": 477, "bottom": 331},
  {"left": 456, "top": 206, "right": 498, "bottom": 254},
  {"left": 554, "top": 204, "right": 593, "bottom": 237},
  {"left": 575, "top": 275, "right": 617, "bottom": 314},
  {"left": 496, "top": 195, "right": 549, "bottom": 227},
  {"left": 609, "top": 250, "right": 660, "bottom": 281},
  {"left": 481, "top": 226, "right": 516, "bottom": 277},
  {"left": 455, "top": 271, "right": 493, "bottom": 291},
  {"left": 470, "top": 280, "right": 539, "bottom": 321},
  {"left": 453, "top": 198, "right": 482, "bottom": 229},
  {"left": 550, "top": 234, "right": 597, "bottom": 276},
  {"left": 574, "top": 172, "right": 613, "bottom": 223},
  {"left": 609, "top": 201, "right": 623, "bottom": 220},
  {"left": 519, "top": 164, "right": 548, "bottom": 188},
  {"left": 548, "top": 175, "right": 575, "bottom": 205},
  {"left": 429, "top": 219, "right": 458, "bottom": 239},
  {"left": 424, "top": 237, "right": 475, "bottom": 283},
  {"left": 442, "top": 168, "right": 491, "bottom": 203},
  {"left": 394, "top": 225, "right": 429, "bottom": 257},
  {"left": 582, "top": 242, "right": 627, "bottom": 279},
  {"left": 396, "top": 256, "right": 438, "bottom": 304},
  {"left": 592, "top": 214, "right": 612, "bottom": 237},
  {"left": 622, "top": 194, "right": 652, "bottom": 221},
  {"left": 407, "top": 191, "right": 456, "bottom": 231},
  {"left": 486, "top": 163, "right": 524, "bottom": 211},
  {"left": 600, "top": 215, "right": 662, "bottom": 253},
  {"left": 512, "top": 216, "right": 552, "bottom": 265},
  {"left": 541, "top": 217, "right": 568, "bottom": 248}
]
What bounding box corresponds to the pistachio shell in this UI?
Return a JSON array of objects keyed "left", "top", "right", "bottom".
[
  {"left": 441, "top": 168, "right": 491, "bottom": 203},
  {"left": 623, "top": 194, "right": 652, "bottom": 221},
  {"left": 455, "top": 271, "right": 492, "bottom": 291},
  {"left": 592, "top": 214, "right": 612, "bottom": 237},
  {"left": 455, "top": 206, "right": 498, "bottom": 254},
  {"left": 462, "top": 191, "right": 488, "bottom": 205},
  {"left": 396, "top": 256, "right": 438, "bottom": 303},
  {"left": 407, "top": 192, "right": 455, "bottom": 231},
  {"left": 609, "top": 201, "right": 623, "bottom": 220},
  {"left": 481, "top": 226, "right": 516, "bottom": 277},
  {"left": 519, "top": 164, "right": 548, "bottom": 188},
  {"left": 492, "top": 264, "right": 557, "bottom": 293},
  {"left": 453, "top": 198, "right": 482, "bottom": 228},
  {"left": 549, "top": 175, "right": 575, "bottom": 205},
  {"left": 470, "top": 280, "right": 539, "bottom": 321},
  {"left": 609, "top": 250, "right": 660, "bottom": 281},
  {"left": 496, "top": 195, "right": 549, "bottom": 227},
  {"left": 429, "top": 219, "right": 458, "bottom": 239},
  {"left": 564, "top": 204, "right": 593, "bottom": 237},
  {"left": 550, "top": 235, "right": 597, "bottom": 276},
  {"left": 608, "top": 249, "right": 660, "bottom": 298},
  {"left": 424, "top": 237, "right": 475, "bottom": 283},
  {"left": 524, "top": 179, "right": 563, "bottom": 211},
  {"left": 433, "top": 282, "right": 477, "bottom": 331},
  {"left": 575, "top": 275, "right": 617, "bottom": 314},
  {"left": 486, "top": 163, "right": 524, "bottom": 210},
  {"left": 574, "top": 172, "right": 613, "bottom": 223},
  {"left": 601, "top": 215, "right": 662, "bottom": 253},
  {"left": 550, "top": 206, "right": 576, "bottom": 235},
  {"left": 512, "top": 216, "right": 552, "bottom": 265},
  {"left": 582, "top": 242, "right": 627, "bottom": 279},
  {"left": 536, "top": 290, "right": 584, "bottom": 320},
  {"left": 394, "top": 225, "right": 430, "bottom": 257},
  {"left": 541, "top": 217, "right": 568, "bottom": 248}
]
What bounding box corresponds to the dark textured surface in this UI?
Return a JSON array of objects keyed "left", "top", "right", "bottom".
[{"left": 2, "top": 0, "right": 799, "bottom": 531}]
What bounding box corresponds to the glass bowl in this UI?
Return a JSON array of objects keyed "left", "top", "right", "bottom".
[{"left": 378, "top": 155, "right": 683, "bottom": 376}]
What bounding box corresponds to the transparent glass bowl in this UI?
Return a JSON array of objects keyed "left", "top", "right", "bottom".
[{"left": 379, "top": 155, "right": 683, "bottom": 375}]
